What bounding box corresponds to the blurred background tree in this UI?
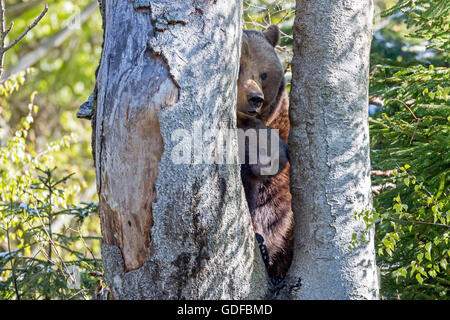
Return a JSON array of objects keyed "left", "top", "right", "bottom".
[
  {"left": 0, "top": 0, "right": 448, "bottom": 299},
  {"left": 2, "top": 0, "right": 101, "bottom": 200}
]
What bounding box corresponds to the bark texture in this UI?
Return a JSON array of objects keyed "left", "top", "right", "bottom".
[
  {"left": 95, "top": 0, "right": 267, "bottom": 299},
  {"left": 285, "top": 0, "right": 379, "bottom": 299}
]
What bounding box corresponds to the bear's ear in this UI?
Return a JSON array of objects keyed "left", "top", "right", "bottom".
[{"left": 263, "top": 25, "right": 280, "bottom": 47}]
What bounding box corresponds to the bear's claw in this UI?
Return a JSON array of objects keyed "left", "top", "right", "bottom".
[{"left": 256, "top": 233, "right": 270, "bottom": 269}]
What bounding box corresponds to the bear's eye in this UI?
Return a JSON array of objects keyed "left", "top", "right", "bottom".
[{"left": 260, "top": 73, "right": 268, "bottom": 81}]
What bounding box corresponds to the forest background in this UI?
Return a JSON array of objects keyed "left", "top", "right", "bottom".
[{"left": 0, "top": 0, "right": 448, "bottom": 300}]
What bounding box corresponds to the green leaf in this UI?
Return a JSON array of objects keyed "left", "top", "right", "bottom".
[
  {"left": 416, "top": 273, "right": 424, "bottom": 285},
  {"left": 417, "top": 253, "right": 424, "bottom": 262},
  {"left": 425, "top": 242, "right": 432, "bottom": 254},
  {"left": 404, "top": 178, "right": 410, "bottom": 187}
]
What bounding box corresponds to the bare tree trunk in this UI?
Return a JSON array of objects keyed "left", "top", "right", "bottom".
[
  {"left": 285, "top": 0, "right": 379, "bottom": 299},
  {"left": 95, "top": 0, "right": 267, "bottom": 299}
]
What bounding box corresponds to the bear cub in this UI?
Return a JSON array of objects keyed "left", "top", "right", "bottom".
[{"left": 237, "top": 25, "right": 294, "bottom": 283}]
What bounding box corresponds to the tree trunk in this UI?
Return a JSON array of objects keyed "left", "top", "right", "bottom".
[
  {"left": 95, "top": 0, "right": 267, "bottom": 299},
  {"left": 285, "top": 0, "right": 379, "bottom": 299}
]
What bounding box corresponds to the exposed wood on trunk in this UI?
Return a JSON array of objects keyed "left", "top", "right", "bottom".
[{"left": 96, "top": 0, "right": 268, "bottom": 299}]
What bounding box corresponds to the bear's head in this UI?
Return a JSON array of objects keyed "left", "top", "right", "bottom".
[{"left": 237, "top": 25, "right": 285, "bottom": 122}]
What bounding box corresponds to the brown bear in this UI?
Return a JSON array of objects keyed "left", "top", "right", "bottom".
[{"left": 237, "top": 25, "right": 294, "bottom": 283}]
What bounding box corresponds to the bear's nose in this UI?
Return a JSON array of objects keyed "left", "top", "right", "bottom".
[{"left": 248, "top": 94, "right": 264, "bottom": 113}]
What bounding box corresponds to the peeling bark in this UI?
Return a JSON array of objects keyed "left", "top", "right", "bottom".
[
  {"left": 284, "top": 0, "right": 379, "bottom": 299},
  {"left": 95, "top": 0, "right": 267, "bottom": 299}
]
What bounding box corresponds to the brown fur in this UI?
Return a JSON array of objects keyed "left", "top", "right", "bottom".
[{"left": 237, "top": 26, "right": 293, "bottom": 280}]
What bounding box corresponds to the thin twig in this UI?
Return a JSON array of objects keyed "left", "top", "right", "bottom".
[
  {"left": 4, "top": 21, "right": 13, "bottom": 35},
  {"left": 1, "top": 1, "right": 98, "bottom": 81},
  {"left": 3, "top": 4, "right": 48, "bottom": 52},
  {"left": 0, "top": 0, "right": 7, "bottom": 78},
  {"left": 388, "top": 98, "right": 418, "bottom": 121},
  {"left": 384, "top": 217, "right": 450, "bottom": 229}
]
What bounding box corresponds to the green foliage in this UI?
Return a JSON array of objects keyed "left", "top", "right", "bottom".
[
  {"left": 4, "top": 0, "right": 102, "bottom": 200},
  {"left": 0, "top": 75, "right": 101, "bottom": 299},
  {"left": 382, "top": 0, "right": 449, "bottom": 52},
  {"left": 369, "top": 0, "right": 449, "bottom": 299},
  {"left": 0, "top": 0, "right": 447, "bottom": 300},
  {"left": 378, "top": 168, "right": 448, "bottom": 297},
  {"left": 353, "top": 167, "right": 449, "bottom": 299}
]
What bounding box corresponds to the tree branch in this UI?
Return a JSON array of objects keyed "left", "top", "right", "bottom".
[
  {"left": 384, "top": 217, "right": 450, "bottom": 229},
  {"left": 3, "top": 4, "right": 48, "bottom": 52},
  {"left": 7, "top": 0, "right": 46, "bottom": 18},
  {"left": 371, "top": 170, "right": 395, "bottom": 177},
  {"left": 387, "top": 98, "right": 418, "bottom": 121},
  {"left": 1, "top": 1, "right": 98, "bottom": 81},
  {"left": 372, "top": 182, "right": 396, "bottom": 195},
  {"left": 0, "top": 0, "right": 7, "bottom": 78}
]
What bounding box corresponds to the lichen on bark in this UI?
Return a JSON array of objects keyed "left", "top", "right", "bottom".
[{"left": 96, "top": 0, "right": 268, "bottom": 299}]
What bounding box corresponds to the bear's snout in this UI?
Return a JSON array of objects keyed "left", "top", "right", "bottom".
[{"left": 247, "top": 94, "right": 264, "bottom": 114}]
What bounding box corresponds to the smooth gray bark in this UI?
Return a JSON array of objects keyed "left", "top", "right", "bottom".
[
  {"left": 286, "top": 0, "right": 379, "bottom": 299},
  {"left": 95, "top": 0, "right": 267, "bottom": 299}
]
